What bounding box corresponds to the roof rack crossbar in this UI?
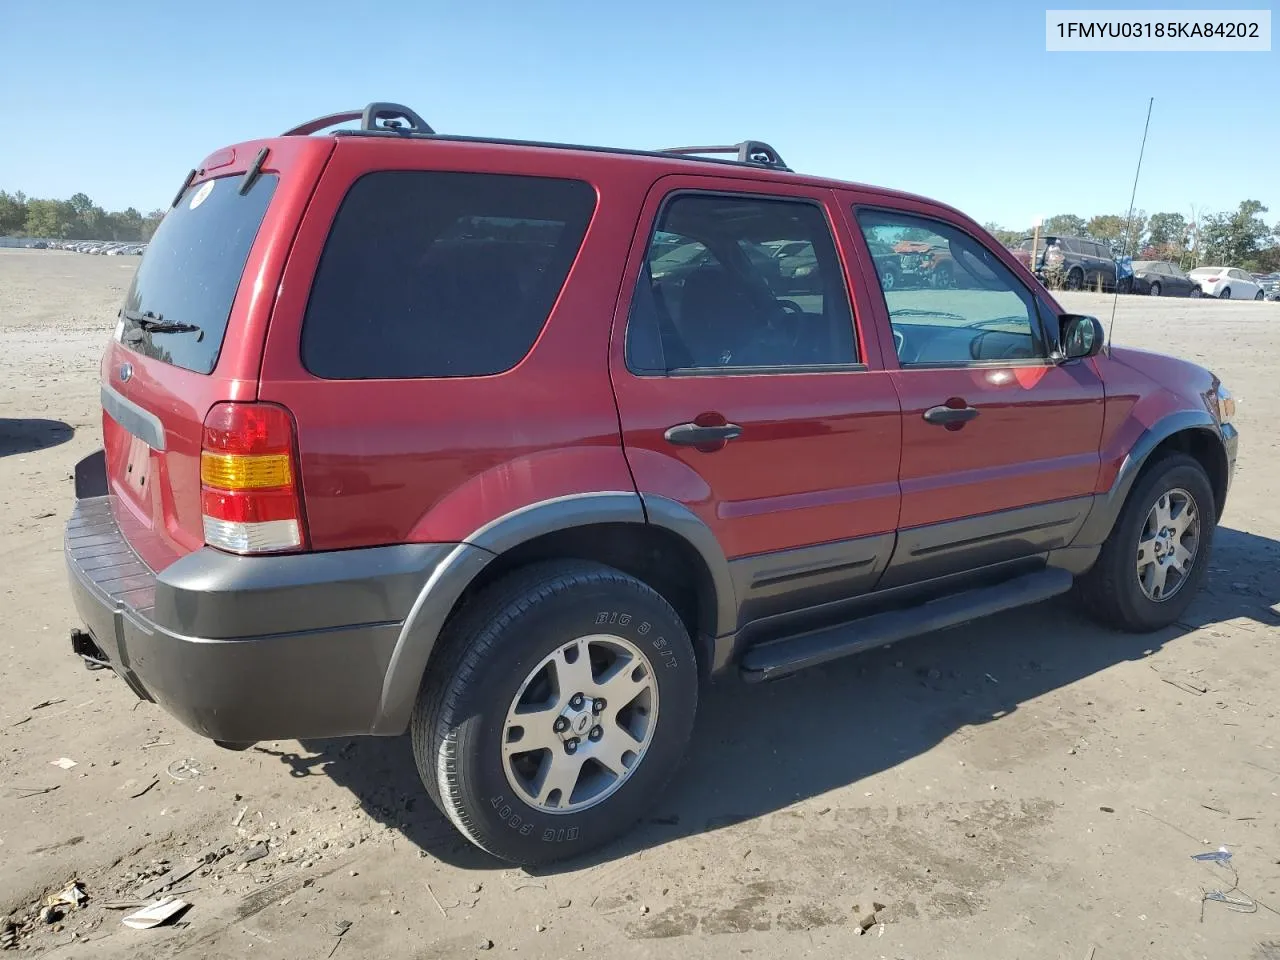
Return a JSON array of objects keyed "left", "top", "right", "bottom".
[
  {"left": 658, "top": 141, "right": 790, "bottom": 170},
  {"left": 283, "top": 102, "right": 435, "bottom": 137}
]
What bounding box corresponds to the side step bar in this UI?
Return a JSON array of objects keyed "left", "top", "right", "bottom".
[{"left": 740, "top": 567, "right": 1074, "bottom": 683}]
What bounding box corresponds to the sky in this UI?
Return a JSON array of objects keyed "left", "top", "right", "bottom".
[{"left": 1, "top": 0, "right": 1276, "bottom": 230}]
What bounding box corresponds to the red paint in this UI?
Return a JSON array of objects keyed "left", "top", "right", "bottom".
[
  {"left": 102, "top": 137, "right": 334, "bottom": 570},
  {"left": 99, "top": 125, "right": 1220, "bottom": 573}
]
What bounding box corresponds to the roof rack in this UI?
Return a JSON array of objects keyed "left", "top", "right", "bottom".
[
  {"left": 658, "top": 142, "right": 790, "bottom": 171},
  {"left": 282, "top": 102, "right": 434, "bottom": 137},
  {"left": 279, "top": 101, "right": 791, "bottom": 173}
]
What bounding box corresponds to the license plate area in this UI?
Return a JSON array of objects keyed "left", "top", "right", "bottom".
[{"left": 124, "top": 434, "right": 152, "bottom": 499}]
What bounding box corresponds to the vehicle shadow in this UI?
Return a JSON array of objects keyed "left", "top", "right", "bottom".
[
  {"left": 0, "top": 418, "right": 74, "bottom": 457},
  {"left": 286, "top": 524, "right": 1279, "bottom": 873}
]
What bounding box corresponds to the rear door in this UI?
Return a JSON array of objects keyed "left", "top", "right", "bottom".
[
  {"left": 842, "top": 196, "right": 1105, "bottom": 587},
  {"left": 101, "top": 137, "right": 332, "bottom": 570},
  {"left": 610, "top": 176, "right": 902, "bottom": 626}
]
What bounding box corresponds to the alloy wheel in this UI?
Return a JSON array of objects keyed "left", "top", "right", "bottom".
[
  {"left": 501, "top": 634, "right": 658, "bottom": 813},
  {"left": 1135, "top": 487, "right": 1200, "bottom": 602}
]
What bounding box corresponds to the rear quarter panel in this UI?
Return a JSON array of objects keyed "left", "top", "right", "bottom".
[{"left": 258, "top": 139, "right": 651, "bottom": 548}]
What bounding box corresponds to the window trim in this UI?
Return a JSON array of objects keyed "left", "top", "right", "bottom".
[
  {"left": 853, "top": 204, "right": 1057, "bottom": 369},
  {"left": 624, "top": 188, "right": 864, "bottom": 379}
]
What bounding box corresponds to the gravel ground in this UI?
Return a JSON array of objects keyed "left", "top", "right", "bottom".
[{"left": 2, "top": 248, "right": 1278, "bottom": 960}]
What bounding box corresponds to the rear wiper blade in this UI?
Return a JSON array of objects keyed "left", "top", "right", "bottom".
[{"left": 120, "top": 309, "right": 202, "bottom": 336}]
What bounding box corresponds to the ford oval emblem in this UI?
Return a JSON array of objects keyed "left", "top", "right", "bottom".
[{"left": 119, "top": 362, "right": 133, "bottom": 383}]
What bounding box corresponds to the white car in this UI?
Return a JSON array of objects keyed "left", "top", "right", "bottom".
[{"left": 1189, "top": 266, "right": 1265, "bottom": 300}]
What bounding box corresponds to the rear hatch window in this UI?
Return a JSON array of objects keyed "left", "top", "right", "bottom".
[{"left": 120, "top": 175, "right": 278, "bottom": 374}]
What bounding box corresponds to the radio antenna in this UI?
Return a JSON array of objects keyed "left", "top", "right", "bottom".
[{"left": 1109, "top": 96, "right": 1155, "bottom": 346}]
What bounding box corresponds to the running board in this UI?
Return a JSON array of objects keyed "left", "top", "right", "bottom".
[{"left": 739, "top": 567, "right": 1074, "bottom": 683}]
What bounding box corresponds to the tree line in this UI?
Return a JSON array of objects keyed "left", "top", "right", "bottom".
[
  {"left": 983, "top": 200, "right": 1280, "bottom": 274},
  {"left": 0, "top": 190, "right": 166, "bottom": 242}
]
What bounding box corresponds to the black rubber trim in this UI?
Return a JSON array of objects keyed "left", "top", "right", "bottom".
[
  {"left": 100, "top": 384, "right": 166, "bottom": 451},
  {"left": 74, "top": 450, "right": 108, "bottom": 499},
  {"left": 880, "top": 496, "right": 1092, "bottom": 588},
  {"left": 740, "top": 567, "right": 1073, "bottom": 682},
  {"left": 729, "top": 533, "right": 894, "bottom": 627},
  {"left": 154, "top": 541, "right": 455, "bottom": 639},
  {"left": 1072, "top": 411, "right": 1225, "bottom": 546},
  {"left": 639, "top": 494, "right": 738, "bottom": 642},
  {"left": 465, "top": 491, "right": 644, "bottom": 555}
]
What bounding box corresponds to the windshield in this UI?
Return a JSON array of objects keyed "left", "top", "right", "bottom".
[
  {"left": 119, "top": 174, "right": 278, "bottom": 374},
  {"left": 1189, "top": 268, "right": 1220, "bottom": 276}
]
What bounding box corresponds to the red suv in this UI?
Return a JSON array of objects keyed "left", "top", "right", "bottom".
[{"left": 65, "top": 103, "right": 1238, "bottom": 866}]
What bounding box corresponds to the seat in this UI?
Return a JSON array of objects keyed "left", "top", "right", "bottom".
[{"left": 673, "top": 264, "right": 759, "bottom": 367}]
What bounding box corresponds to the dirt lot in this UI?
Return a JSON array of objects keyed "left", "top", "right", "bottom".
[{"left": 2, "top": 247, "right": 1278, "bottom": 960}]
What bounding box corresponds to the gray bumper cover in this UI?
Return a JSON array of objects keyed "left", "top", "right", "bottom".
[{"left": 65, "top": 483, "right": 459, "bottom": 743}]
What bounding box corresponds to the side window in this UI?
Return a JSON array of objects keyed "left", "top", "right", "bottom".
[
  {"left": 301, "top": 172, "right": 596, "bottom": 379},
  {"left": 625, "top": 194, "right": 856, "bottom": 373},
  {"left": 856, "top": 209, "right": 1046, "bottom": 366}
]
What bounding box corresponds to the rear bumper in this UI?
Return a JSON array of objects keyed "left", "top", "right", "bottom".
[{"left": 65, "top": 456, "right": 456, "bottom": 743}]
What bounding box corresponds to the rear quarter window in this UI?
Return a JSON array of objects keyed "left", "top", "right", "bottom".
[{"left": 301, "top": 171, "right": 596, "bottom": 379}]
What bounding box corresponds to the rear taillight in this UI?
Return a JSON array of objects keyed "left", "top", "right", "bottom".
[{"left": 200, "top": 403, "right": 307, "bottom": 554}]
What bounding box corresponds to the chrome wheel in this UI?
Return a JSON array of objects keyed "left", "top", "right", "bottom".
[
  {"left": 1135, "top": 487, "right": 1200, "bottom": 602},
  {"left": 502, "top": 634, "right": 658, "bottom": 814}
]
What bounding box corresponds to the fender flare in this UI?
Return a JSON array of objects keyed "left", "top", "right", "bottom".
[
  {"left": 370, "top": 492, "right": 737, "bottom": 734},
  {"left": 1072, "top": 410, "right": 1225, "bottom": 547}
]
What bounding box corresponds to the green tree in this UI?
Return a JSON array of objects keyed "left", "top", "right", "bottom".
[
  {"left": 1043, "top": 214, "right": 1086, "bottom": 236},
  {"left": 24, "top": 199, "right": 73, "bottom": 238},
  {"left": 1200, "top": 200, "right": 1272, "bottom": 267},
  {"left": 982, "top": 222, "right": 1026, "bottom": 247},
  {"left": 1085, "top": 214, "right": 1126, "bottom": 254},
  {"left": 0, "top": 191, "right": 28, "bottom": 235},
  {"left": 1147, "top": 212, "right": 1187, "bottom": 248},
  {"left": 140, "top": 209, "right": 166, "bottom": 241}
]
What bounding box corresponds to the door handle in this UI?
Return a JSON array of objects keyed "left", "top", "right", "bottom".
[
  {"left": 664, "top": 422, "right": 743, "bottom": 446},
  {"left": 922, "top": 404, "right": 980, "bottom": 426}
]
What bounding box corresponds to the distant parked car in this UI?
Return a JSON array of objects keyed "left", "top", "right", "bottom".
[
  {"left": 1258, "top": 273, "right": 1280, "bottom": 301},
  {"left": 1129, "top": 261, "right": 1203, "bottom": 298},
  {"left": 1013, "top": 235, "right": 1126, "bottom": 291},
  {"left": 1190, "top": 267, "right": 1265, "bottom": 300}
]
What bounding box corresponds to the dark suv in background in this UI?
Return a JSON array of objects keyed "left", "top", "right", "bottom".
[{"left": 1014, "top": 235, "right": 1126, "bottom": 291}]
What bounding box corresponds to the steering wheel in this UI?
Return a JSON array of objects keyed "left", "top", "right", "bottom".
[
  {"left": 892, "top": 328, "right": 906, "bottom": 358},
  {"left": 777, "top": 299, "right": 804, "bottom": 315}
]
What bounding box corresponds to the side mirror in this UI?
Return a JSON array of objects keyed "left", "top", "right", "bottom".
[{"left": 1059, "top": 314, "right": 1105, "bottom": 360}]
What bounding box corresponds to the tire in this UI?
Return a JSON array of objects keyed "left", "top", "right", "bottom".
[
  {"left": 1148, "top": 281, "right": 1161, "bottom": 297},
  {"left": 1065, "top": 267, "right": 1084, "bottom": 290},
  {"left": 1255, "top": 290, "right": 1265, "bottom": 301},
  {"left": 1076, "top": 453, "right": 1215, "bottom": 632},
  {"left": 1219, "top": 286, "right": 1232, "bottom": 299},
  {"left": 411, "top": 560, "right": 698, "bottom": 865},
  {"left": 1189, "top": 287, "right": 1202, "bottom": 298},
  {"left": 879, "top": 264, "right": 898, "bottom": 291}
]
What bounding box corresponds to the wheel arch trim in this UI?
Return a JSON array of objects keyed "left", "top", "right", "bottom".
[
  {"left": 1073, "top": 410, "right": 1225, "bottom": 547},
  {"left": 371, "top": 491, "right": 736, "bottom": 734}
]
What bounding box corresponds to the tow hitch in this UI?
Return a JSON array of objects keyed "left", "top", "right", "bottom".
[{"left": 70, "top": 629, "right": 110, "bottom": 671}]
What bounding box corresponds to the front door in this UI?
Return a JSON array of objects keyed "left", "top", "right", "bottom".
[
  {"left": 845, "top": 199, "right": 1105, "bottom": 588},
  {"left": 609, "top": 176, "right": 902, "bottom": 626}
]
